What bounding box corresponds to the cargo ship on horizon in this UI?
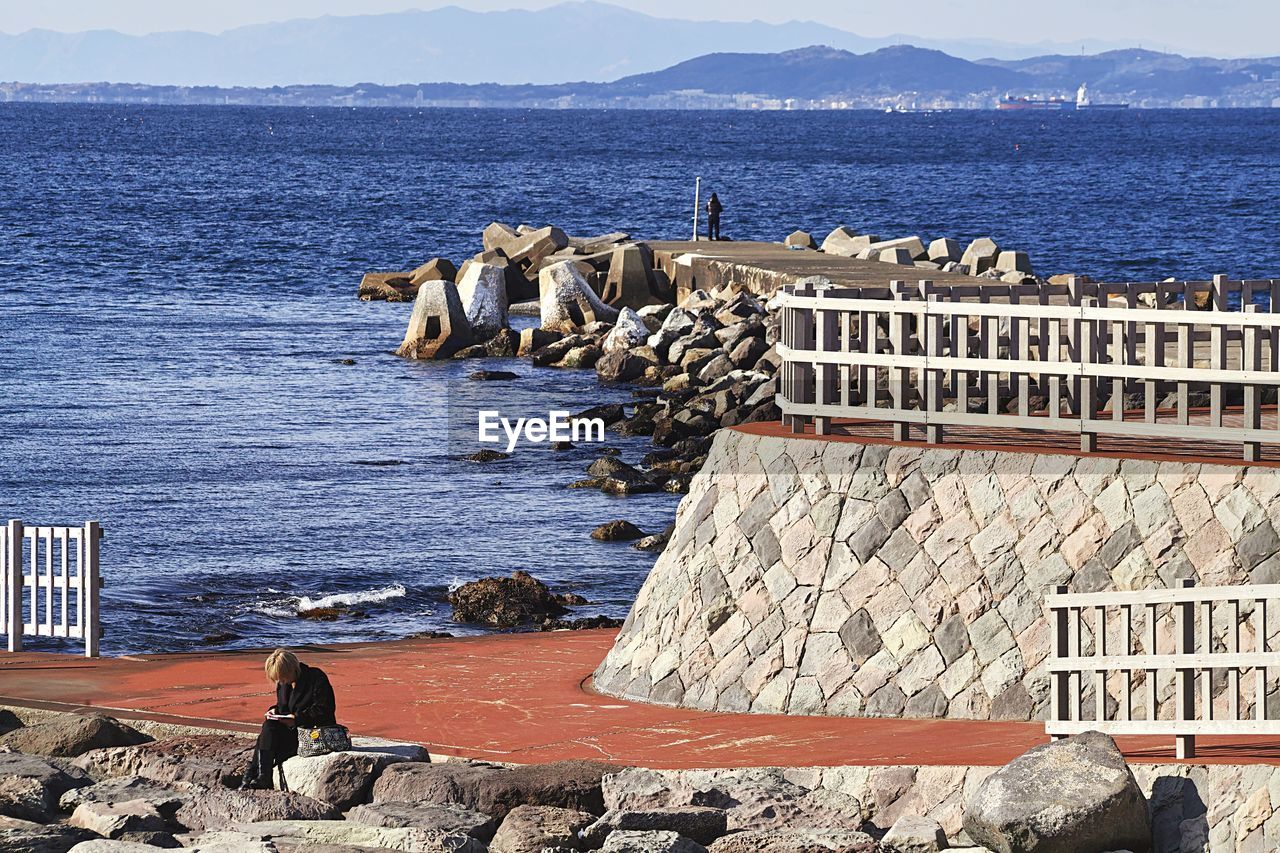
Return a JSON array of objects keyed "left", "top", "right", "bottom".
[{"left": 999, "top": 83, "right": 1130, "bottom": 111}]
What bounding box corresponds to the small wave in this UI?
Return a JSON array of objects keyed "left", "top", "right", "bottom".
[{"left": 297, "top": 584, "right": 407, "bottom": 611}]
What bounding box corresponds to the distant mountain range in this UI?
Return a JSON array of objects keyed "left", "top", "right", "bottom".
[
  {"left": 0, "top": 2, "right": 1170, "bottom": 88},
  {"left": 5, "top": 43, "right": 1279, "bottom": 110}
]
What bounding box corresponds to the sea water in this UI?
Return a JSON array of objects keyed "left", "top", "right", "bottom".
[{"left": 2, "top": 105, "right": 1277, "bottom": 653}]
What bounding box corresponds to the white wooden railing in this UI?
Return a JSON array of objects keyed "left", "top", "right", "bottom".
[
  {"left": 777, "top": 276, "right": 1280, "bottom": 460},
  {"left": 1046, "top": 580, "right": 1280, "bottom": 759},
  {"left": 0, "top": 520, "right": 102, "bottom": 657}
]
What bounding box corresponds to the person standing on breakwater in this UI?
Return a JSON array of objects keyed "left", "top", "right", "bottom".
[
  {"left": 240, "top": 648, "right": 339, "bottom": 789},
  {"left": 706, "top": 192, "right": 724, "bottom": 241}
]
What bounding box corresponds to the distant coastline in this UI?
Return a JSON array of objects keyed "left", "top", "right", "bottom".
[
  {"left": 0, "top": 80, "right": 1267, "bottom": 111},
  {"left": 3, "top": 42, "right": 1278, "bottom": 111}
]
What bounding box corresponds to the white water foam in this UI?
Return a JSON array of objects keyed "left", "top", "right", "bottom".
[{"left": 296, "top": 584, "right": 407, "bottom": 612}]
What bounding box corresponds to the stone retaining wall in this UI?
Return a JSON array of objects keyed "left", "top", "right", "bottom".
[
  {"left": 593, "top": 429, "right": 1280, "bottom": 720},
  {"left": 603, "top": 761, "right": 1280, "bottom": 852}
]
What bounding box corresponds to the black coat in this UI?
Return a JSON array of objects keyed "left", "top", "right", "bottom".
[{"left": 273, "top": 663, "right": 337, "bottom": 728}]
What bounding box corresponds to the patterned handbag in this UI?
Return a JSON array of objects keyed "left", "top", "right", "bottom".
[{"left": 296, "top": 724, "right": 351, "bottom": 758}]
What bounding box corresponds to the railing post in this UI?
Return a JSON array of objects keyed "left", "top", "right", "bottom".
[
  {"left": 889, "top": 280, "right": 911, "bottom": 442},
  {"left": 1079, "top": 296, "right": 1098, "bottom": 453},
  {"left": 83, "top": 521, "right": 101, "bottom": 659},
  {"left": 1244, "top": 304, "right": 1261, "bottom": 462},
  {"left": 1176, "top": 577, "right": 1196, "bottom": 759},
  {"left": 814, "top": 289, "right": 833, "bottom": 436},
  {"left": 923, "top": 287, "right": 943, "bottom": 444},
  {"left": 1051, "top": 584, "right": 1069, "bottom": 740},
  {"left": 6, "top": 519, "right": 22, "bottom": 652}
]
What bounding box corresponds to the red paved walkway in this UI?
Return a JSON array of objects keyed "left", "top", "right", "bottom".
[{"left": 1, "top": 631, "right": 1277, "bottom": 768}]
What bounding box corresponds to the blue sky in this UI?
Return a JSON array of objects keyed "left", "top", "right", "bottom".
[{"left": 0, "top": 0, "right": 1268, "bottom": 57}]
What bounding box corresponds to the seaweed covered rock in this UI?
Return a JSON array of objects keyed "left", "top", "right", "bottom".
[{"left": 448, "top": 571, "right": 573, "bottom": 628}]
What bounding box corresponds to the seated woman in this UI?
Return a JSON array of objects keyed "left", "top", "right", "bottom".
[{"left": 240, "top": 648, "right": 337, "bottom": 789}]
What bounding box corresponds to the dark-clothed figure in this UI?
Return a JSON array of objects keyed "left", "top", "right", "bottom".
[
  {"left": 706, "top": 193, "right": 724, "bottom": 241},
  {"left": 240, "top": 648, "right": 337, "bottom": 789}
]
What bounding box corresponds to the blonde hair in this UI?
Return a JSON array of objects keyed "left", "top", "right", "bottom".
[{"left": 265, "top": 648, "right": 301, "bottom": 683}]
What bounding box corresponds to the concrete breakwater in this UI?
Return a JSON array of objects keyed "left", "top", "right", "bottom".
[{"left": 593, "top": 427, "right": 1280, "bottom": 721}]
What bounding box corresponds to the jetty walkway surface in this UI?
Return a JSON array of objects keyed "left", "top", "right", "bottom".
[
  {"left": 2, "top": 629, "right": 1278, "bottom": 768},
  {"left": 647, "top": 240, "right": 980, "bottom": 298}
]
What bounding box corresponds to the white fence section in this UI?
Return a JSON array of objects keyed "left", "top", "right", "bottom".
[
  {"left": 1046, "top": 579, "right": 1280, "bottom": 759},
  {"left": 777, "top": 276, "right": 1280, "bottom": 460},
  {"left": 0, "top": 520, "right": 102, "bottom": 657}
]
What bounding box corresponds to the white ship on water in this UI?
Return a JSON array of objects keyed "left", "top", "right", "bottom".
[{"left": 998, "top": 83, "right": 1130, "bottom": 110}]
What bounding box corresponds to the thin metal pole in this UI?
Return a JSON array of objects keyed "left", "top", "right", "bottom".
[{"left": 692, "top": 176, "right": 701, "bottom": 241}]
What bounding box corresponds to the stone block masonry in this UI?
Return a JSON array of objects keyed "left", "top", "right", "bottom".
[{"left": 592, "top": 428, "right": 1280, "bottom": 721}]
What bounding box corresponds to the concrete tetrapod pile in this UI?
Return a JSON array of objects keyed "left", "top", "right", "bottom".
[{"left": 810, "top": 226, "right": 1042, "bottom": 285}]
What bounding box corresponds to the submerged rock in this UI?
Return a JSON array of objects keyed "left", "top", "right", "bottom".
[{"left": 591, "top": 521, "right": 647, "bottom": 542}]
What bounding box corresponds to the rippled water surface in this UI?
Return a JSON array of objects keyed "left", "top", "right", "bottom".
[{"left": 1, "top": 105, "right": 1277, "bottom": 653}]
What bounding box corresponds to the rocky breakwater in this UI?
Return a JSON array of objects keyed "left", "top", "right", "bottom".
[
  {"left": 393, "top": 222, "right": 784, "bottom": 497},
  {"left": 594, "top": 427, "right": 1280, "bottom": 721}
]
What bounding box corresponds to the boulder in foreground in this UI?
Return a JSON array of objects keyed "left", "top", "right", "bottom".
[
  {"left": 0, "top": 753, "right": 91, "bottom": 823},
  {"left": 201, "top": 820, "right": 486, "bottom": 852},
  {"left": 2, "top": 714, "right": 150, "bottom": 758},
  {"left": 1, "top": 816, "right": 93, "bottom": 853},
  {"left": 73, "top": 734, "right": 253, "bottom": 789},
  {"left": 963, "top": 730, "right": 1151, "bottom": 853},
  {"left": 882, "top": 814, "right": 948, "bottom": 852},
  {"left": 372, "top": 758, "right": 615, "bottom": 820},
  {"left": 346, "top": 800, "right": 497, "bottom": 841},
  {"left": 707, "top": 828, "right": 879, "bottom": 852},
  {"left": 489, "top": 803, "right": 594, "bottom": 853}
]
